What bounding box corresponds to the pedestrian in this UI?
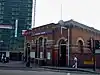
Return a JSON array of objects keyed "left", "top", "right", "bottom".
[
  {"left": 1, "top": 54, "right": 4, "bottom": 63},
  {"left": 72, "top": 55, "right": 78, "bottom": 68}
]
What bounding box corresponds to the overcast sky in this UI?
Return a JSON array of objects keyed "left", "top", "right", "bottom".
[{"left": 32, "top": 0, "right": 100, "bottom": 30}]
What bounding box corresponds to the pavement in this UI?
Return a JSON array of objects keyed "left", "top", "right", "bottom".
[
  {"left": 0, "top": 61, "right": 26, "bottom": 68},
  {"left": 0, "top": 61, "right": 100, "bottom": 74},
  {"left": 40, "top": 66, "right": 100, "bottom": 74}
]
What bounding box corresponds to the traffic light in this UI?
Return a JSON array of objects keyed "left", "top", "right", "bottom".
[
  {"left": 26, "top": 43, "right": 30, "bottom": 55},
  {"left": 26, "top": 43, "right": 30, "bottom": 48},
  {"left": 87, "top": 39, "right": 92, "bottom": 49},
  {"left": 95, "top": 40, "right": 100, "bottom": 49}
]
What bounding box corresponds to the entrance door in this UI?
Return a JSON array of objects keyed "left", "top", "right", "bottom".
[{"left": 59, "top": 45, "right": 66, "bottom": 66}]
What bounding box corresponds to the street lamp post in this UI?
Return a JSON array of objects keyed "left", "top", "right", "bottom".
[
  {"left": 15, "top": 19, "right": 18, "bottom": 38},
  {"left": 67, "top": 28, "right": 70, "bottom": 67},
  {"left": 26, "top": 43, "right": 31, "bottom": 67}
]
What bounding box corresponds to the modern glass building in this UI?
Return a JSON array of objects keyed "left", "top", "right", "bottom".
[{"left": 0, "top": 0, "right": 32, "bottom": 60}]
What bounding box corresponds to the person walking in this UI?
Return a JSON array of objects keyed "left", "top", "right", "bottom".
[{"left": 72, "top": 55, "right": 78, "bottom": 68}]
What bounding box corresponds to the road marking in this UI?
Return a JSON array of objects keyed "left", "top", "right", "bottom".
[{"left": 67, "top": 73, "right": 70, "bottom": 75}]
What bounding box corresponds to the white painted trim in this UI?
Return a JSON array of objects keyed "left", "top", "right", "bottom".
[
  {"left": 76, "top": 37, "right": 85, "bottom": 45},
  {"left": 57, "top": 37, "right": 67, "bottom": 45}
]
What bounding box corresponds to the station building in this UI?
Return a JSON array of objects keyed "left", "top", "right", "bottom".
[{"left": 24, "top": 20, "right": 100, "bottom": 67}]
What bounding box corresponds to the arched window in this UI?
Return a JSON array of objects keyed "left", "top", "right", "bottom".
[
  {"left": 78, "top": 40, "right": 83, "bottom": 53},
  {"left": 39, "top": 37, "right": 43, "bottom": 46},
  {"left": 44, "top": 38, "right": 47, "bottom": 58}
]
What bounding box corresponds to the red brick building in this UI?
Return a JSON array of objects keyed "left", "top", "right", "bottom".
[{"left": 24, "top": 20, "right": 100, "bottom": 67}]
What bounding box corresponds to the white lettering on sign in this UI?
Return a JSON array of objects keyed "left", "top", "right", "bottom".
[
  {"left": 35, "top": 33, "right": 40, "bottom": 35},
  {"left": 41, "top": 32, "right": 46, "bottom": 34},
  {"left": 35, "top": 32, "right": 46, "bottom": 35},
  {"left": 32, "top": 31, "right": 52, "bottom": 36}
]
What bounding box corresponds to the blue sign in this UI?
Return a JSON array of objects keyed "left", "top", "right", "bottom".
[{"left": 32, "top": 31, "right": 52, "bottom": 36}]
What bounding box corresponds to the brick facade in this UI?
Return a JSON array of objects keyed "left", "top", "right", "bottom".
[{"left": 24, "top": 20, "right": 100, "bottom": 67}]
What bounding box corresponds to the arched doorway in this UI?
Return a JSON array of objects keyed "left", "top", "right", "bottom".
[{"left": 58, "top": 39, "right": 66, "bottom": 66}]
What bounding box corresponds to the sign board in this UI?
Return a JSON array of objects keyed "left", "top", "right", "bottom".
[
  {"left": 84, "top": 57, "right": 96, "bottom": 65},
  {"left": 22, "top": 30, "right": 27, "bottom": 35},
  {"left": 47, "top": 52, "right": 51, "bottom": 60},
  {"left": 31, "top": 31, "right": 52, "bottom": 36},
  {"left": 6, "top": 51, "right": 9, "bottom": 57},
  {"left": 22, "top": 30, "right": 32, "bottom": 36},
  {"left": 95, "top": 49, "right": 100, "bottom": 53},
  {"left": 0, "top": 25, "right": 12, "bottom": 29},
  {"left": 84, "top": 60, "right": 94, "bottom": 64},
  {"left": 30, "top": 52, "right": 35, "bottom": 58},
  {"left": 40, "top": 52, "right": 43, "bottom": 58}
]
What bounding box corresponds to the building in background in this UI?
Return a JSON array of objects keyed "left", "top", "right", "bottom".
[{"left": 0, "top": 0, "right": 33, "bottom": 60}]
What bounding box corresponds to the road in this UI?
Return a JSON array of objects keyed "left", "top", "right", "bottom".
[{"left": 0, "top": 70, "right": 99, "bottom": 75}]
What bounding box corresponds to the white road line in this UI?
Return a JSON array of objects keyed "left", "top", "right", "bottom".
[{"left": 67, "top": 73, "right": 70, "bottom": 75}]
